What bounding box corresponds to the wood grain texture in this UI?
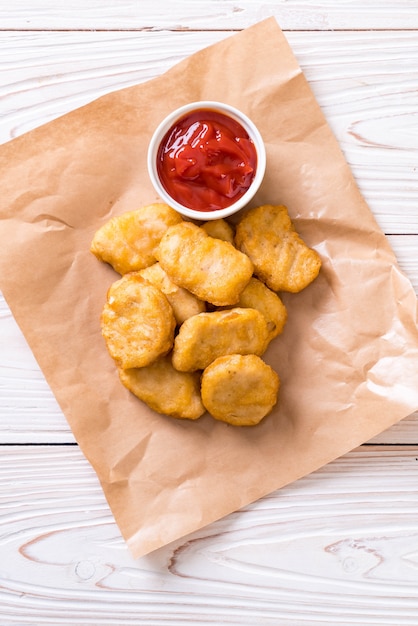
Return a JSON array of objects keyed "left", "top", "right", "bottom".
[
  {"left": 1, "top": 445, "right": 418, "bottom": 625},
  {"left": 3, "top": 0, "right": 418, "bottom": 31}
]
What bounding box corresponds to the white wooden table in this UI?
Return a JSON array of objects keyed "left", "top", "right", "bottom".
[{"left": 1, "top": 2, "right": 418, "bottom": 624}]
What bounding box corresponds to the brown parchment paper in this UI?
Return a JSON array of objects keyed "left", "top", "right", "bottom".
[{"left": 1, "top": 18, "right": 418, "bottom": 558}]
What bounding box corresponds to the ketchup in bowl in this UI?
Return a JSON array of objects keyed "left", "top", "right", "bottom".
[
  {"left": 147, "top": 101, "right": 266, "bottom": 221},
  {"left": 156, "top": 109, "right": 258, "bottom": 212}
]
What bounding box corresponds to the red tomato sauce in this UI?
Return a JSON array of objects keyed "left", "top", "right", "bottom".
[{"left": 156, "top": 108, "right": 257, "bottom": 212}]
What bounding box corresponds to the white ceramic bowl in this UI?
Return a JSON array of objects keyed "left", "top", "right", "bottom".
[{"left": 147, "top": 101, "right": 266, "bottom": 221}]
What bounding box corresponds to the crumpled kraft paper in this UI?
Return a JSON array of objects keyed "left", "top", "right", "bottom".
[{"left": 0, "top": 18, "right": 417, "bottom": 558}]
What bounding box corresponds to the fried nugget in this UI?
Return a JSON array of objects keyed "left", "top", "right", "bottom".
[
  {"left": 90, "top": 203, "right": 183, "bottom": 274},
  {"left": 201, "top": 354, "right": 279, "bottom": 426},
  {"left": 172, "top": 307, "right": 269, "bottom": 372},
  {"left": 235, "top": 277, "right": 287, "bottom": 342},
  {"left": 235, "top": 204, "right": 321, "bottom": 292},
  {"left": 139, "top": 262, "right": 206, "bottom": 325},
  {"left": 156, "top": 221, "right": 253, "bottom": 306},
  {"left": 119, "top": 356, "right": 205, "bottom": 420},
  {"left": 201, "top": 218, "right": 235, "bottom": 245},
  {"left": 101, "top": 273, "right": 175, "bottom": 369}
]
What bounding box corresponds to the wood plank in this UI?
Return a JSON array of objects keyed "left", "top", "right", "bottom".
[
  {"left": 389, "top": 235, "right": 418, "bottom": 291},
  {"left": 1, "top": 445, "right": 418, "bottom": 625},
  {"left": 369, "top": 411, "right": 418, "bottom": 444},
  {"left": 0, "top": 30, "right": 227, "bottom": 142},
  {"left": 3, "top": 0, "right": 418, "bottom": 31},
  {"left": 1, "top": 30, "right": 417, "bottom": 234}
]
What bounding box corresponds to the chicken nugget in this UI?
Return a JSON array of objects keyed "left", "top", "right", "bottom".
[
  {"left": 235, "top": 277, "right": 287, "bottom": 342},
  {"left": 201, "top": 218, "right": 235, "bottom": 244},
  {"left": 139, "top": 262, "right": 206, "bottom": 325},
  {"left": 156, "top": 221, "right": 253, "bottom": 306},
  {"left": 119, "top": 356, "right": 205, "bottom": 420},
  {"left": 172, "top": 307, "right": 269, "bottom": 372},
  {"left": 201, "top": 354, "right": 279, "bottom": 426},
  {"left": 101, "top": 273, "right": 175, "bottom": 369},
  {"left": 90, "top": 203, "right": 183, "bottom": 274},
  {"left": 235, "top": 204, "right": 321, "bottom": 292}
]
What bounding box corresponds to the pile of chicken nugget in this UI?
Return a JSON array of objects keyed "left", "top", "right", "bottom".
[{"left": 90, "top": 203, "right": 321, "bottom": 426}]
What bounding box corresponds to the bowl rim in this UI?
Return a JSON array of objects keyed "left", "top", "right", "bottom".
[{"left": 146, "top": 100, "right": 266, "bottom": 221}]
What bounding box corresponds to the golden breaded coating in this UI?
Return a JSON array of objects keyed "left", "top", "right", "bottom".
[
  {"left": 101, "top": 273, "right": 175, "bottom": 369},
  {"left": 156, "top": 221, "right": 253, "bottom": 306},
  {"left": 236, "top": 277, "right": 287, "bottom": 342},
  {"left": 201, "top": 218, "right": 235, "bottom": 245},
  {"left": 90, "top": 203, "right": 183, "bottom": 274},
  {"left": 235, "top": 204, "right": 321, "bottom": 292},
  {"left": 201, "top": 354, "right": 279, "bottom": 426},
  {"left": 172, "top": 308, "right": 269, "bottom": 372},
  {"left": 119, "top": 356, "right": 205, "bottom": 420},
  {"left": 139, "top": 262, "right": 206, "bottom": 325}
]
